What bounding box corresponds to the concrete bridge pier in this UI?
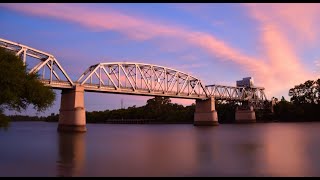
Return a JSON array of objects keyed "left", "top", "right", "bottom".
[
  {"left": 58, "top": 85, "right": 86, "bottom": 132},
  {"left": 194, "top": 97, "right": 219, "bottom": 126},
  {"left": 235, "top": 106, "right": 256, "bottom": 123}
]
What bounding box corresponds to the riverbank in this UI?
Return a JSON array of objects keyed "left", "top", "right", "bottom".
[{"left": 7, "top": 117, "right": 320, "bottom": 125}]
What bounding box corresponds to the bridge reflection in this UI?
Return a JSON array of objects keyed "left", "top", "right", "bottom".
[{"left": 56, "top": 132, "right": 86, "bottom": 177}]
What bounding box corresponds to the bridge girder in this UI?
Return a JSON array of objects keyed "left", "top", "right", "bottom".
[
  {"left": 205, "top": 84, "right": 268, "bottom": 108},
  {"left": 205, "top": 84, "right": 267, "bottom": 100},
  {"left": 76, "top": 62, "right": 208, "bottom": 99},
  {"left": 0, "top": 38, "right": 74, "bottom": 86}
]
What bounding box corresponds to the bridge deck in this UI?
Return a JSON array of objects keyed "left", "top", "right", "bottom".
[
  {"left": 40, "top": 80, "right": 265, "bottom": 101},
  {"left": 83, "top": 83, "right": 206, "bottom": 100}
]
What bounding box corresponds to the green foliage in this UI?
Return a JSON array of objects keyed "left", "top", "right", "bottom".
[
  {"left": 0, "top": 47, "right": 56, "bottom": 127},
  {"left": 215, "top": 100, "right": 238, "bottom": 123},
  {"left": 289, "top": 79, "right": 320, "bottom": 105},
  {"left": 0, "top": 47, "right": 55, "bottom": 112},
  {"left": 0, "top": 110, "right": 10, "bottom": 130},
  {"left": 0, "top": 48, "right": 27, "bottom": 111},
  {"left": 9, "top": 114, "right": 46, "bottom": 122},
  {"left": 273, "top": 98, "right": 319, "bottom": 121},
  {"left": 84, "top": 96, "right": 195, "bottom": 124},
  {"left": 273, "top": 78, "right": 320, "bottom": 121}
]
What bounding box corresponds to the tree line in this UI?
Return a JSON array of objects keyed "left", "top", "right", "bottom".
[
  {"left": 6, "top": 78, "right": 320, "bottom": 125},
  {"left": 9, "top": 97, "right": 196, "bottom": 124},
  {"left": 272, "top": 79, "right": 320, "bottom": 122},
  {"left": 7, "top": 96, "right": 268, "bottom": 124}
]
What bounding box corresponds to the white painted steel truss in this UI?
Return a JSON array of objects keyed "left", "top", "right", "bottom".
[
  {"left": 205, "top": 84, "right": 267, "bottom": 100},
  {"left": 77, "top": 62, "right": 208, "bottom": 99},
  {"left": 206, "top": 84, "right": 268, "bottom": 108},
  {"left": 0, "top": 38, "right": 268, "bottom": 103},
  {"left": 0, "top": 38, "right": 74, "bottom": 88}
]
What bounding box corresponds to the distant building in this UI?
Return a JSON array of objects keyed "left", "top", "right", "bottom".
[{"left": 236, "top": 77, "right": 254, "bottom": 88}]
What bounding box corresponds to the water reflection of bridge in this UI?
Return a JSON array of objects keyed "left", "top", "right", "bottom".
[
  {"left": 57, "top": 132, "right": 85, "bottom": 177},
  {"left": 1, "top": 38, "right": 268, "bottom": 132}
]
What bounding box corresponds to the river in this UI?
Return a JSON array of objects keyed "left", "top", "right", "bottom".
[{"left": 1, "top": 121, "right": 320, "bottom": 177}]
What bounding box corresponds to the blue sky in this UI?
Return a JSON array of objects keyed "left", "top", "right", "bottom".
[{"left": 1, "top": 3, "right": 319, "bottom": 116}]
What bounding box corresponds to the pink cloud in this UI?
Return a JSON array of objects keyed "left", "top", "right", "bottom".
[
  {"left": 246, "top": 3, "right": 320, "bottom": 47},
  {"left": 0, "top": 3, "right": 180, "bottom": 41},
  {"left": 245, "top": 3, "right": 318, "bottom": 97},
  {"left": 2, "top": 3, "right": 317, "bottom": 99},
  {"left": 185, "top": 32, "right": 268, "bottom": 77}
]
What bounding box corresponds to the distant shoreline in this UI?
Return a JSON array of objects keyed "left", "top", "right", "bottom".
[
  {"left": 9, "top": 119, "right": 320, "bottom": 124},
  {"left": 9, "top": 118, "right": 193, "bottom": 124}
]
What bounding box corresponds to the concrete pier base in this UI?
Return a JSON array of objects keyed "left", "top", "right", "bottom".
[
  {"left": 235, "top": 106, "right": 256, "bottom": 123},
  {"left": 57, "top": 124, "right": 87, "bottom": 132},
  {"left": 58, "top": 85, "right": 86, "bottom": 132},
  {"left": 194, "top": 97, "right": 219, "bottom": 126}
]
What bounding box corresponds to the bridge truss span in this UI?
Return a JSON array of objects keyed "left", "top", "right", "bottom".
[
  {"left": 0, "top": 37, "right": 269, "bottom": 105},
  {"left": 206, "top": 84, "right": 268, "bottom": 108},
  {"left": 0, "top": 38, "right": 74, "bottom": 88},
  {"left": 76, "top": 62, "right": 208, "bottom": 99}
]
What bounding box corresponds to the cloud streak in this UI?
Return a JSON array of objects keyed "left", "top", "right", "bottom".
[
  {"left": 247, "top": 3, "right": 320, "bottom": 47},
  {"left": 244, "top": 3, "right": 318, "bottom": 96}
]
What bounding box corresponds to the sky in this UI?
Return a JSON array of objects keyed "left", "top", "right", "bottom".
[{"left": 1, "top": 3, "right": 319, "bottom": 116}]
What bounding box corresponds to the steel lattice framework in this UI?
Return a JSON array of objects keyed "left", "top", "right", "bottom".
[
  {"left": 0, "top": 37, "right": 268, "bottom": 103},
  {"left": 77, "top": 62, "right": 208, "bottom": 99},
  {"left": 205, "top": 84, "right": 267, "bottom": 101},
  {"left": 0, "top": 38, "right": 74, "bottom": 88},
  {"left": 206, "top": 84, "right": 268, "bottom": 108}
]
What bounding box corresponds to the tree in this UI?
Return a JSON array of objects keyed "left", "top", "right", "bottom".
[
  {"left": 146, "top": 96, "right": 171, "bottom": 107},
  {"left": 272, "top": 79, "right": 320, "bottom": 122},
  {"left": 145, "top": 96, "right": 172, "bottom": 120},
  {"left": 0, "top": 47, "right": 56, "bottom": 127},
  {"left": 289, "top": 79, "right": 319, "bottom": 104},
  {"left": 315, "top": 79, "right": 320, "bottom": 104},
  {"left": 215, "top": 100, "right": 238, "bottom": 123}
]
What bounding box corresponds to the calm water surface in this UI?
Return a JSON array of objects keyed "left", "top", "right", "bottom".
[{"left": 1, "top": 121, "right": 320, "bottom": 177}]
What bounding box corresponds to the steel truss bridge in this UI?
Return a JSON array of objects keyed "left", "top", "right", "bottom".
[{"left": 0, "top": 38, "right": 268, "bottom": 108}]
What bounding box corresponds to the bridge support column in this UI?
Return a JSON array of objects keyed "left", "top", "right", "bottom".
[
  {"left": 58, "top": 85, "right": 86, "bottom": 132},
  {"left": 194, "top": 97, "right": 219, "bottom": 126},
  {"left": 235, "top": 106, "right": 256, "bottom": 123}
]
